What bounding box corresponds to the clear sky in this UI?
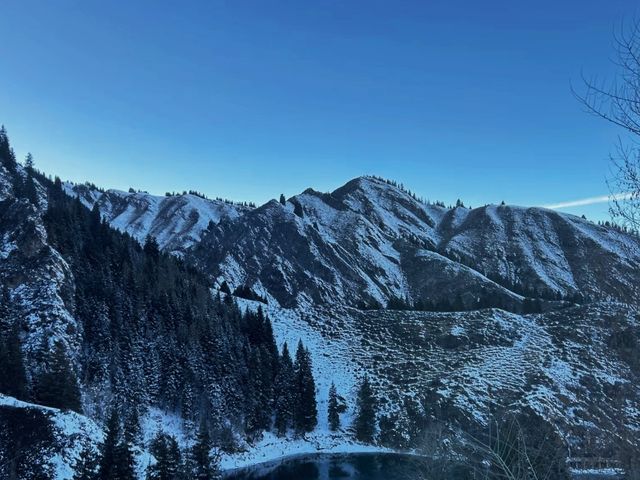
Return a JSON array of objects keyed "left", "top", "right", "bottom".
[{"left": 1, "top": 1, "right": 638, "bottom": 221}]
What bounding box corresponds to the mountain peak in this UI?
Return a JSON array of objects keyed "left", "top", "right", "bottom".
[{"left": 190, "top": 175, "right": 640, "bottom": 310}]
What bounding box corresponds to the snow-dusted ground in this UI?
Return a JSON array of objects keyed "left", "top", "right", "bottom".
[
  {"left": 219, "top": 299, "right": 389, "bottom": 470},
  {"left": 0, "top": 395, "right": 103, "bottom": 480},
  {"left": 219, "top": 431, "right": 391, "bottom": 471},
  {"left": 136, "top": 298, "right": 387, "bottom": 474},
  {"left": 2, "top": 297, "right": 637, "bottom": 479},
  {"left": 62, "top": 182, "right": 250, "bottom": 255},
  {"left": 570, "top": 468, "right": 624, "bottom": 477},
  {"left": 237, "top": 299, "right": 358, "bottom": 429},
  {"left": 4, "top": 173, "right": 638, "bottom": 478}
]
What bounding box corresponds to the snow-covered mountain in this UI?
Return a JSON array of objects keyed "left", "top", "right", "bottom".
[
  {"left": 3, "top": 160, "right": 640, "bottom": 478},
  {"left": 63, "top": 182, "right": 252, "bottom": 256},
  {"left": 66, "top": 176, "right": 640, "bottom": 311},
  {"left": 68, "top": 174, "right": 640, "bottom": 457},
  {"left": 191, "top": 176, "right": 640, "bottom": 309}
]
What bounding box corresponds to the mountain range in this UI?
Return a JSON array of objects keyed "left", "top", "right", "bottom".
[
  {"left": 67, "top": 175, "right": 640, "bottom": 309},
  {"left": 2, "top": 149, "right": 640, "bottom": 478}
]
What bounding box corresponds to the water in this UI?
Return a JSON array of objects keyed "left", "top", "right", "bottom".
[
  {"left": 224, "top": 453, "right": 624, "bottom": 480},
  {"left": 224, "top": 453, "right": 473, "bottom": 480}
]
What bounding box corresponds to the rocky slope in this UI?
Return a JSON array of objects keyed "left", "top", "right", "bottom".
[
  {"left": 290, "top": 302, "right": 640, "bottom": 451},
  {"left": 224, "top": 297, "right": 639, "bottom": 465},
  {"left": 0, "top": 166, "right": 80, "bottom": 381},
  {"left": 191, "top": 176, "right": 640, "bottom": 309},
  {"left": 63, "top": 182, "right": 251, "bottom": 256},
  {"left": 0, "top": 395, "right": 102, "bottom": 479}
]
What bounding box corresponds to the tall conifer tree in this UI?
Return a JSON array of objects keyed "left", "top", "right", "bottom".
[
  {"left": 293, "top": 340, "right": 317, "bottom": 434},
  {"left": 73, "top": 446, "right": 99, "bottom": 480},
  {"left": 190, "top": 419, "right": 218, "bottom": 480},
  {"left": 354, "top": 375, "right": 377, "bottom": 443},
  {"left": 0, "top": 326, "right": 29, "bottom": 401},
  {"left": 274, "top": 342, "right": 294, "bottom": 436},
  {"left": 98, "top": 410, "right": 120, "bottom": 480},
  {"left": 328, "top": 382, "right": 341, "bottom": 431},
  {"left": 34, "top": 341, "right": 82, "bottom": 412},
  {"left": 147, "top": 432, "right": 183, "bottom": 480}
]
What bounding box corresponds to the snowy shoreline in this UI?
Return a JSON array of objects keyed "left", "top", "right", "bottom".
[{"left": 218, "top": 430, "right": 396, "bottom": 472}]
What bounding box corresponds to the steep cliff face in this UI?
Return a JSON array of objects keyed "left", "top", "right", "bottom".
[{"left": 0, "top": 165, "right": 80, "bottom": 376}]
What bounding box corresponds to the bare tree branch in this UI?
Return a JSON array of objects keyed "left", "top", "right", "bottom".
[{"left": 574, "top": 19, "right": 640, "bottom": 230}]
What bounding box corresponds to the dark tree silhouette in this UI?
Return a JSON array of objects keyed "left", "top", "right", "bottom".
[
  {"left": 0, "top": 325, "right": 29, "bottom": 401},
  {"left": 293, "top": 340, "right": 317, "bottom": 434},
  {"left": 190, "top": 419, "right": 219, "bottom": 479},
  {"left": 98, "top": 410, "right": 120, "bottom": 480},
  {"left": 33, "top": 341, "right": 82, "bottom": 413},
  {"left": 274, "top": 342, "right": 294, "bottom": 436},
  {"left": 327, "top": 382, "right": 345, "bottom": 431},
  {"left": 354, "top": 375, "right": 377, "bottom": 443},
  {"left": 147, "top": 432, "right": 184, "bottom": 480},
  {"left": 73, "top": 446, "right": 99, "bottom": 480}
]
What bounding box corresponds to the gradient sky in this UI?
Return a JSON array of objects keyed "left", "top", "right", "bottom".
[{"left": 1, "top": 1, "right": 638, "bottom": 221}]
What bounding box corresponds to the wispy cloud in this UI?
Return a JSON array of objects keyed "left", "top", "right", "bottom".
[{"left": 542, "top": 192, "right": 633, "bottom": 210}]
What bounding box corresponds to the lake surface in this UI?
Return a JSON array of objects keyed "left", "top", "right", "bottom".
[
  {"left": 224, "top": 453, "right": 623, "bottom": 480},
  {"left": 224, "top": 453, "right": 472, "bottom": 480}
]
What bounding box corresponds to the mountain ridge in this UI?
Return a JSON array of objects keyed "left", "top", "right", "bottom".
[
  {"left": 190, "top": 175, "right": 640, "bottom": 309},
  {"left": 63, "top": 182, "right": 253, "bottom": 256},
  {"left": 65, "top": 174, "right": 640, "bottom": 310}
]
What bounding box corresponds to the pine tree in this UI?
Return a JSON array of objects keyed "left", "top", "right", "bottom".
[
  {"left": 0, "top": 325, "right": 29, "bottom": 401},
  {"left": 73, "top": 447, "right": 99, "bottom": 480},
  {"left": 124, "top": 407, "right": 142, "bottom": 445},
  {"left": 98, "top": 412, "right": 136, "bottom": 480},
  {"left": 114, "top": 431, "right": 137, "bottom": 480},
  {"left": 147, "top": 432, "right": 183, "bottom": 480},
  {"left": 274, "top": 342, "right": 294, "bottom": 436},
  {"left": 22, "top": 153, "right": 39, "bottom": 206},
  {"left": 452, "top": 294, "right": 465, "bottom": 311},
  {"left": 98, "top": 410, "right": 120, "bottom": 480},
  {"left": 143, "top": 235, "right": 160, "bottom": 259},
  {"left": 328, "top": 382, "right": 341, "bottom": 431},
  {"left": 293, "top": 341, "right": 317, "bottom": 434},
  {"left": 245, "top": 348, "right": 271, "bottom": 435},
  {"left": 190, "top": 419, "right": 218, "bottom": 480},
  {"left": 33, "top": 341, "right": 82, "bottom": 412},
  {"left": 0, "top": 125, "right": 17, "bottom": 172},
  {"left": 24, "top": 152, "right": 34, "bottom": 170},
  {"left": 279, "top": 194, "right": 286, "bottom": 205},
  {"left": 354, "top": 375, "right": 377, "bottom": 443},
  {"left": 219, "top": 280, "right": 231, "bottom": 295}
]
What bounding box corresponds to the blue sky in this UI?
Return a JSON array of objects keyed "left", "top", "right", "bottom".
[{"left": 0, "top": 1, "right": 637, "bottom": 220}]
